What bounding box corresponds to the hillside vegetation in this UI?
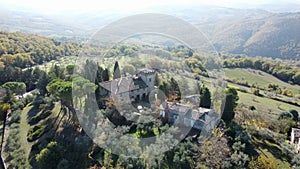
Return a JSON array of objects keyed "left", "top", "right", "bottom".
[
  {"left": 0, "top": 31, "right": 79, "bottom": 68},
  {"left": 0, "top": 7, "right": 299, "bottom": 59},
  {"left": 225, "top": 68, "right": 300, "bottom": 94},
  {"left": 207, "top": 12, "right": 300, "bottom": 59},
  {"left": 223, "top": 57, "right": 300, "bottom": 86},
  {"left": 0, "top": 31, "right": 80, "bottom": 89},
  {"left": 0, "top": 31, "right": 299, "bottom": 168}
]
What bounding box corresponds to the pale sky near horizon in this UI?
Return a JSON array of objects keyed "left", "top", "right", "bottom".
[{"left": 1, "top": 0, "right": 299, "bottom": 13}]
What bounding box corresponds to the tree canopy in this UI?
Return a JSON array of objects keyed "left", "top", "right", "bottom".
[
  {"left": 221, "top": 87, "right": 239, "bottom": 123},
  {"left": 36, "top": 141, "right": 62, "bottom": 169},
  {"left": 1, "top": 81, "right": 26, "bottom": 95},
  {"left": 46, "top": 79, "right": 73, "bottom": 105},
  {"left": 223, "top": 57, "right": 300, "bottom": 85}
]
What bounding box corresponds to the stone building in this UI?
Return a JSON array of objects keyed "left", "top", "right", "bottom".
[
  {"left": 159, "top": 102, "right": 217, "bottom": 130},
  {"left": 98, "top": 68, "right": 155, "bottom": 103},
  {"left": 98, "top": 67, "right": 219, "bottom": 131},
  {"left": 291, "top": 128, "right": 300, "bottom": 153}
]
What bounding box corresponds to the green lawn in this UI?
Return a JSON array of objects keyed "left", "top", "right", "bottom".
[
  {"left": 237, "top": 91, "right": 300, "bottom": 117},
  {"left": 225, "top": 68, "right": 300, "bottom": 94}
]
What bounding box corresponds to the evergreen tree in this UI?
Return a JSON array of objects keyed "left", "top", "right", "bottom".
[
  {"left": 154, "top": 73, "right": 160, "bottom": 87},
  {"left": 102, "top": 68, "right": 110, "bottom": 81},
  {"left": 37, "top": 72, "right": 51, "bottom": 95},
  {"left": 170, "top": 78, "right": 181, "bottom": 100},
  {"left": 221, "top": 88, "right": 239, "bottom": 123},
  {"left": 49, "top": 64, "right": 65, "bottom": 79},
  {"left": 95, "top": 66, "right": 104, "bottom": 83},
  {"left": 113, "top": 61, "right": 121, "bottom": 79},
  {"left": 1, "top": 82, "right": 26, "bottom": 96},
  {"left": 83, "top": 60, "right": 97, "bottom": 82},
  {"left": 199, "top": 85, "right": 211, "bottom": 108},
  {"left": 290, "top": 109, "right": 299, "bottom": 122},
  {"left": 66, "top": 64, "right": 75, "bottom": 75},
  {"left": 159, "top": 82, "right": 170, "bottom": 99}
]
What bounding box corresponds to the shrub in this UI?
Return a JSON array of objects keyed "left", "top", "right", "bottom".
[
  {"left": 29, "top": 110, "right": 51, "bottom": 125},
  {"left": 255, "top": 155, "right": 277, "bottom": 169},
  {"left": 252, "top": 88, "right": 260, "bottom": 96},
  {"left": 32, "top": 142, "right": 41, "bottom": 151},
  {"left": 11, "top": 100, "right": 25, "bottom": 110},
  {"left": 247, "top": 127, "right": 285, "bottom": 142},
  {"left": 278, "top": 111, "right": 293, "bottom": 120},
  {"left": 27, "top": 124, "right": 48, "bottom": 141},
  {"left": 36, "top": 141, "right": 62, "bottom": 169},
  {"left": 290, "top": 109, "right": 299, "bottom": 121},
  {"left": 32, "top": 95, "right": 45, "bottom": 106},
  {"left": 283, "top": 89, "right": 293, "bottom": 97},
  {"left": 44, "top": 97, "right": 55, "bottom": 107},
  {"left": 3, "top": 115, "right": 29, "bottom": 167},
  {"left": 10, "top": 110, "right": 21, "bottom": 124},
  {"left": 249, "top": 106, "right": 256, "bottom": 111},
  {"left": 292, "top": 154, "right": 300, "bottom": 168}
]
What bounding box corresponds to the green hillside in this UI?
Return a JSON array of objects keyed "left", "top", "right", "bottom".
[
  {"left": 237, "top": 91, "right": 300, "bottom": 117},
  {"left": 1, "top": 7, "right": 300, "bottom": 59},
  {"left": 225, "top": 68, "right": 300, "bottom": 94}
]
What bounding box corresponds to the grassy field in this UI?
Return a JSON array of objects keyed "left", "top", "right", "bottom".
[
  {"left": 225, "top": 68, "right": 300, "bottom": 94},
  {"left": 237, "top": 91, "right": 300, "bottom": 118}
]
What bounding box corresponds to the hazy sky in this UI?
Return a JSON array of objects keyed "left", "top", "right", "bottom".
[{"left": 1, "top": 0, "right": 299, "bottom": 13}]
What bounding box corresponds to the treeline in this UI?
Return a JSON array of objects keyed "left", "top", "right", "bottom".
[
  {"left": 0, "top": 63, "right": 75, "bottom": 92},
  {"left": 0, "top": 67, "right": 45, "bottom": 91},
  {"left": 224, "top": 58, "right": 300, "bottom": 85},
  {"left": 0, "top": 31, "right": 79, "bottom": 68}
]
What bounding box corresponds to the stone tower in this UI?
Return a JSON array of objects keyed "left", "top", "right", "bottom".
[{"left": 137, "top": 68, "right": 155, "bottom": 93}]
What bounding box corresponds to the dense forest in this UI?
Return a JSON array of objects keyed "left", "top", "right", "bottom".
[
  {"left": 0, "top": 31, "right": 79, "bottom": 87},
  {"left": 0, "top": 31, "right": 79, "bottom": 67}
]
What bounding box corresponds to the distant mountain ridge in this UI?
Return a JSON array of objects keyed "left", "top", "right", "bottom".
[
  {"left": 199, "top": 11, "right": 300, "bottom": 60},
  {"left": 0, "top": 6, "right": 299, "bottom": 59}
]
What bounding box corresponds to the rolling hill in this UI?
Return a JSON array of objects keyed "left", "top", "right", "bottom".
[
  {"left": 184, "top": 8, "right": 300, "bottom": 60},
  {"left": 0, "top": 5, "right": 299, "bottom": 59}
]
